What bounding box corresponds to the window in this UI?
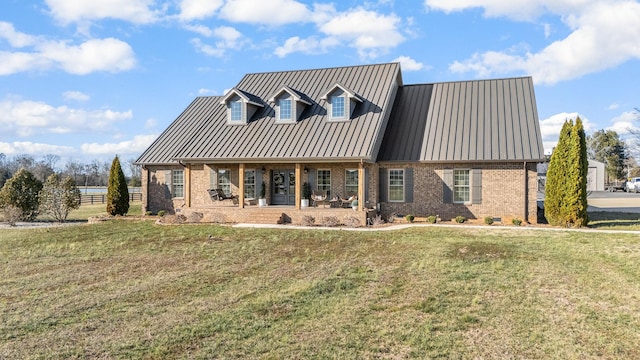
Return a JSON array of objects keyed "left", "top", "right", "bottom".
[
  {"left": 388, "top": 169, "right": 404, "bottom": 202},
  {"left": 218, "top": 169, "right": 231, "bottom": 196},
  {"left": 331, "top": 95, "right": 345, "bottom": 118},
  {"left": 244, "top": 169, "right": 256, "bottom": 199},
  {"left": 230, "top": 100, "right": 242, "bottom": 121},
  {"left": 454, "top": 169, "right": 470, "bottom": 203},
  {"left": 172, "top": 170, "right": 184, "bottom": 198},
  {"left": 317, "top": 169, "right": 331, "bottom": 196},
  {"left": 279, "top": 98, "right": 292, "bottom": 121},
  {"left": 345, "top": 169, "right": 358, "bottom": 195}
]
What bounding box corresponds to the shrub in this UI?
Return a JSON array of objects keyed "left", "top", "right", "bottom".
[
  {"left": 371, "top": 215, "right": 385, "bottom": 226},
  {"left": 405, "top": 214, "right": 415, "bottom": 223},
  {"left": 106, "top": 156, "right": 129, "bottom": 216},
  {"left": 0, "top": 168, "right": 42, "bottom": 221},
  {"left": 302, "top": 182, "right": 312, "bottom": 200},
  {"left": 343, "top": 216, "right": 361, "bottom": 228},
  {"left": 187, "top": 212, "right": 203, "bottom": 223},
  {"left": 512, "top": 218, "right": 522, "bottom": 226},
  {"left": 455, "top": 216, "right": 466, "bottom": 223},
  {"left": 484, "top": 216, "right": 494, "bottom": 225},
  {"left": 145, "top": 211, "right": 153, "bottom": 216},
  {"left": 426, "top": 215, "right": 437, "bottom": 224},
  {"left": 157, "top": 210, "right": 166, "bottom": 217},
  {"left": 2, "top": 205, "right": 23, "bottom": 226},
  {"left": 301, "top": 215, "right": 315, "bottom": 226},
  {"left": 39, "top": 174, "right": 81, "bottom": 223},
  {"left": 322, "top": 216, "right": 340, "bottom": 227}
]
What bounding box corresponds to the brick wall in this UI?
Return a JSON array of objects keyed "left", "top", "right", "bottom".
[{"left": 142, "top": 166, "right": 186, "bottom": 214}]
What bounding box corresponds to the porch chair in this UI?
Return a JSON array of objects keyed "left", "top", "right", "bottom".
[
  {"left": 207, "top": 188, "right": 239, "bottom": 204},
  {"left": 339, "top": 193, "right": 357, "bottom": 208},
  {"left": 311, "top": 190, "right": 327, "bottom": 208}
]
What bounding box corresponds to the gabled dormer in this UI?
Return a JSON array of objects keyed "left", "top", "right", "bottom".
[
  {"left": 268, "top": 86, "right": 312, "bottom": 123},
  {"left": 321, "top": 83, "right": 363, "bottom": 121},
  {"left": 219, "top": 88, "right": 264, "bottom": 124}
]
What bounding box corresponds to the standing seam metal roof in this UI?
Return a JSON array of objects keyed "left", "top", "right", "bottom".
[{"left": 377, "top": 77, "right": 544, "bottom": 162}]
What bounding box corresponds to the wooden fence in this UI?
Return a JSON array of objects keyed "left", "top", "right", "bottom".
[{"left": 80, "top": 193, "right": 142, "bottom": 205}]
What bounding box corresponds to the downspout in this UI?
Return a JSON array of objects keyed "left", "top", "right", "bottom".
[
  {"left": 142, "top": 165, "right": 148, "bottom": 213},
  {"left": 524, "top": 161, "right": 528, "bottom": 223}
]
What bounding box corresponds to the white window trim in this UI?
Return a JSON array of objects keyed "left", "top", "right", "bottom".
[
  {"left": 330, "top": 94, "right": 346, "bottom": 120},
  {"left": 345, "top": 169, "right": 358, "bottom": 195},
  {"left": 229, "top": 100, "right": 243, "bottom": 122},
  {"left": 317, "top": 169, "right": 331, "bottom": 195},
  {"left": 172, "top": 170, "right": 184, "bottom": 199},
  {"left": 218, "top": 169, "right": 232, "bottom": 196},
  {"left": 453, "top": 168, "right": 471, "bottom": 204},
  {"left": 276, "top": 98, "right": 294, "bottom": 123},
  {"left": 388, "top": 169, "right": 404, "bottom": 203},
  {"left": 244, "top": 169, "right": 256, "bottom": 199}
]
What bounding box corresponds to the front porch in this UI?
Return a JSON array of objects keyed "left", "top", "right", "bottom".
[{"left": 178, "top": 203, "right": 372, "bottom": 226}]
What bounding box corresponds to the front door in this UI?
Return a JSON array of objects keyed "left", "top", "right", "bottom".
[{"left": 271, "top": 170, "right": 296, "bottom": 205}]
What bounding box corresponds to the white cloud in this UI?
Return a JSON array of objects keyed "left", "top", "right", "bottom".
[
  {"left": 188, "top": 26, "right": 245, "bottom": 57},
  {"left": 45, "top": 0, "right": 161, "bottom": 24},
  {"left": 63, "top": 91, "right": 90, "bottom": 102},
  {"left": 539, "top": 112, "right": 593, "bottom": 153},
  {"left": 274, "top": 36, "right": 340, "bottom": 57},
  {"left": 190, "top": 38, "right": 224, "bottom": 57},
  {"left": 0, "top": 98, "right": 132, "bottom": 137},
  {"left": 432, "top": 1, "right": 640, "bottom": 85},
  {"left": 607, "top": 111, "right": 639, "bottom": 135},
  {"left": 607, "top": 103, "right": 620, "bottom": 110},
  {"left": 0, "top": 21, "right": 38, "bottom": 47},
  {"left": 198, "top": 88, "right": 216, "bottom": 95},
  {"left": 178, "top": 0, "right": 224, "bottom": 21},
  {"left": 219, "top": 0, "right": 311, "bottom": 25},
  {"left": 392, "top": 56, "right": 426, "bottom": 71},
  {"left": 144, "top": 118, "right": 158, "bottom": 129},
  {"left": 319, "top": 8, "right": 405, "bottom": 59},
  {"left": 0, "top": 23, "right": 136, "bottom": 76},
  {"left": 0, "top": 141, "right": 75, "bottom": 156},
  {"left": 81, "top": 134, "right": 158, "bottom": 155}
]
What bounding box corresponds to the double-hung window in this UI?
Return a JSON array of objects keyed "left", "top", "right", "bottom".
[
  {"left": 345, "top": 169, "right": 358, "bottom": 195},
  {"left": 218, "top": 169, "right": 231, "bottom": 196},
  {"left": 317, "top": 169, "right": 331, "bottom": 196},
  {"left": 172, "top": 170, "right": 184, "bottom": 198},
  {"left": 453, "top": 169, "right": 470, "bottom": 203},
  {"left": 279, "top": 98, "right": 292, "bottom": 121},
  {"left": 230, "top": 100, "right": 242, "bottom": 121},
  {"left": 331, "top": 95, "right": 345, "bottom": 118},
  {"left": 244, "top": 169, "right": 256, "bottom": 199},
  {"left": 388, "top": 169, "right": 404, "bottom": 202}
]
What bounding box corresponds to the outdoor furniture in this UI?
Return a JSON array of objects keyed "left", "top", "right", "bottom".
[
  {"left": 311, "top": 190, "right": 327, "bottom": 207},
  {"left": 339, "top": 194, "right": 357, "bottom": 208},
  {"left": 207, "top": 188, "right": 239, "bottom": 203}
]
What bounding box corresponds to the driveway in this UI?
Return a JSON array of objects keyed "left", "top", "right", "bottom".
[{"left": 587, "top": 191, "right": 640, "bottom": 213}]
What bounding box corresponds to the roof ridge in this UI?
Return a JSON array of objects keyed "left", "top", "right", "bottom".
[
  {"left": 403, "top": 76, "right": 533, "bottom": 87},
  {"left": 243, "top": 62, "right": 398, "bottom": 77}
]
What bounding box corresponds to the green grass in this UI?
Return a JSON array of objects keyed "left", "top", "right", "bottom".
[
  {"left": 1, "top": 222, "right": 639, "bottom": 358},
  {"left": 588, "top": 211, "right": 640, "bottom": 230}
]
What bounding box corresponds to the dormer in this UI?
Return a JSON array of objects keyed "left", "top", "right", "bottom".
[
  {"left": 321, "top": 83, "right": 363, "bottom": 121},
  {"left": 219, "top": 88, "right": 264, "bottom": 124},
  {"left": 268, "top": 86, "right": 312, "bottom": 123}
]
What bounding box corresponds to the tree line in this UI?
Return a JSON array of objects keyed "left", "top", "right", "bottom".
[{"left": 0, "top": 153, "right": 141, "bottom": 189}]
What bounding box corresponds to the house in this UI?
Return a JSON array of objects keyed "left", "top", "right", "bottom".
[{"left": 135, "top": 63, "right": 545, "bottom": 224}]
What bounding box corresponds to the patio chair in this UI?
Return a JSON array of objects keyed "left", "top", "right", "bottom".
[
  {"left": 207, "top": 188, "right": 239, "bottom": 203},
  {"left": 339, "top": 194, "right": 357, "bottom": 208},
  {"left": 311, "top": 190, "right": 327, "bottom": 207}
]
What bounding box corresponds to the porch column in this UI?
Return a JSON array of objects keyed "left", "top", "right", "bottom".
[
  {"left": 185, "top": 164, "right": 191, "bottom": 207},
  {"left": 295, "top": 163, "right": 302, "bottom": 209},
  {"left": 239, "top": 163, "right": 245, "bottom": 208},
  {"left": 358, "top": 162, "right": 365, "bottom": 211}
]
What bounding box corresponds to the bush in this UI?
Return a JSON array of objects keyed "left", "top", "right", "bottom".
[
  {"left": 39, "top": 174, "right": 81, "bottom": 223},
  {"left": 455, "top": 216, "right": 466, "bottom": 223},
  {"left": 0, "top": 168, "right": 42, "bottom": 221},
  {"left": 106, "top": 155, "right": 129, "bottom": 216},
  {"left": 371, "top": 215, "right": 385, "bottom": 226},
  {"left": 302, "top": 182, "right": 312, "bottom": 200},
  {"left": 405, "top": 214, "right": 415, "bottom": 223},
  {"left": 145, "top": 211, "right": 153, "bottom": 216},
  {"left": 512, "top": 218, "right": 522, "bottom": 226},
  {"left": 301, "top": 215, "right": 315, "bottom": 226},
  {"left": 322, "top": 216, "right": 340, "bottom": 227},
  {"left": 426, "top": 215, "right": 437, "bottom": 224},
  {"left": 157, "top": 210, "right": 166, "bottom": 217},
  {"left": 484, "top": 216, "right": 494, "bottom": 225},
  {"left": 2, "top": 205, "right": 23, "bottom": 226}
]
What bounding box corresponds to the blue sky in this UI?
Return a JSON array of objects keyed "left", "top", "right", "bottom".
[{"left": 1, "top": 0, "right": 639, "bottom": 165}]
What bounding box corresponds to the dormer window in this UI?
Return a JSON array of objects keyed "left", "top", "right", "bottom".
[
  {"left": 220, "top": 88, "right": 264, "bottom": 124},
  {"left": 321, "top": 83, "right": 363, "bottom": 121},
  {"left": 331, "top": 94, "right": 345, "bottom": 118},
  {"left": 268, "top": 86, "right": 311, "bottom": 123},
  {"left": 279, "top": 98, "right": 292, "bottom": 121}
]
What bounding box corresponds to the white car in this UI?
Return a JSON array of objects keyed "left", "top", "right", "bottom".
[{"left": 625, "top": 177, "right": 640, "bottom": 193}]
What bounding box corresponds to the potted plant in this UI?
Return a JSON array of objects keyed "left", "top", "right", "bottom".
[
  {"left": 301, "top": 182, "right": 311, "bottom": 208},
  {"left": 351, "top": 199, "right": 358, "bottom": 211},
  {"left": 258, "top": 182, "right": 267, "bottom": 207}
]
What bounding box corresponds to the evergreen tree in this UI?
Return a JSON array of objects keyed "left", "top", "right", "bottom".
[
  {"left": 39, "top": 174, "right": 81, "bottom": 223},
  {"left": 567, "top": 117, "right": 589, "bottom": 226},
  {"left": 587, "top": 129, "right": 627, "bottom": 181},
  {"left": 545, "top": 120, "right": 573, "bottom": 226},
  {"left": 0, "top": 168, "right": 43, "bottom": 221},
  {"left": 106, "top": 156, "right": 129, "bottom": 216}
]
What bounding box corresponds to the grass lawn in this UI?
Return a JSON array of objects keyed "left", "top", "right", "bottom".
[{"left": 1, "top": 220, "right": 639, "bottom": 359}]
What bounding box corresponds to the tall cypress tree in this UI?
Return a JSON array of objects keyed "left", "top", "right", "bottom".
[
  {"left": 545, "top": 120, "right": 572, "bottom": 226},
  {"left": 567, "top": 117, "right": 589, "bottom": 226},
  {"left": 107, "top": 155, "right": 130, "bottom": 216}
]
